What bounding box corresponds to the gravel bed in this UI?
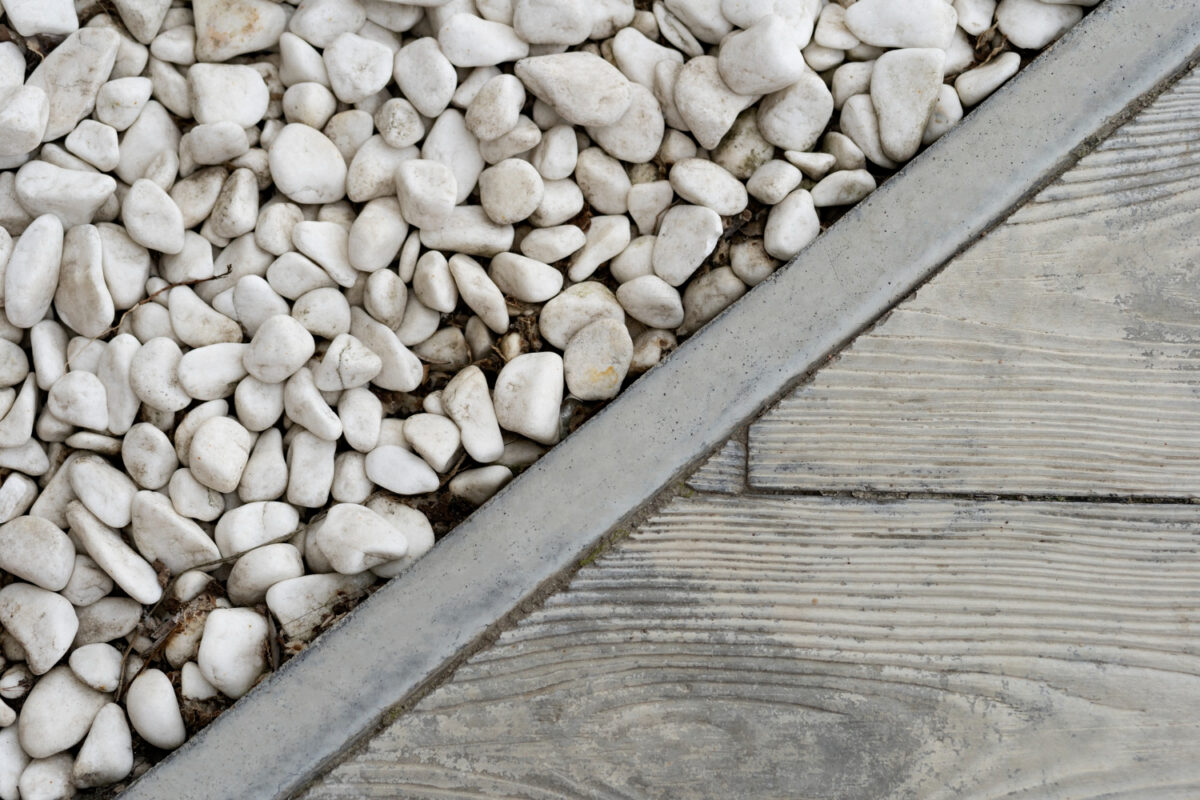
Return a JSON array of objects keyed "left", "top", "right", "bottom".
[{"left": 0, "top": 0, "right": 1092, "bottom": 795}]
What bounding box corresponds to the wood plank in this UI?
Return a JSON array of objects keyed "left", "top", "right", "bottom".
[
  {"left": 685, "top": 439, "right": 746, "bottom": 494},
  {"left": 301, "top": 494, "right": 1200, "bottom": 800},
  {"left": 749, "top": 71, "right": 1200, "bottom": 497}
]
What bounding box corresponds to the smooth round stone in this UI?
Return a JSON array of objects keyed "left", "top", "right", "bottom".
[
  {"left": 616, "top": 275, "right": 685, "bottom": 329},
  {"left": 349, "top": 197, "right": 407, "bottom": 273},
  {"left": 539, "top": 282, "right": 625, "bottom": 350},
  {"left": 130, "top": 337, "right": 191, "bottom": 413},
  {"left": 0, "top": 85, "right": 49, "bottom": 158},
  {"left": 479, "top": 159, "right": 544, "bottom": 225},
  {"left": 123, "top": 178, "right": 185, "bottom": 254},
  {"left": 393, "top": 37, "right": 456, "bottom": 119},
  {"left": 652, "top": 205, "right": 724, "bottom": 287},
  {"left": 67, "top": 502, "right": 163, "bottom": 605},
  {"left": 130, "top": 491, "right": 222, "bottom": 573},
  {"left": 311, "top": 333, "right": 383, "bottom": 392},
  {"left": 844, "top": 0, "right": 958, "bottom": 48},
  {"left": 323, "top": 32, "right": 392, "bottom": 104},
  {"left": 673, "top": 55, "right": 758, "bottom": 150},
  {"left": 312, "top": 503, "right": 408, "bottom": 574},
  {"left": 0, "top": 516, "right": 74, "bottom": 591},
  {"left": 269, "top": 123, "right": 347, "bottom": 204},
  {"left": 244, "top": 314, "right": 315, "bottom": 384},
  {"left": 188, "top": 63, "right": 269, "bottom": 127},
  {"left": 18, "top": 666, "right": 107, "bottom": 758},
  {"left": 488, "top": 252, "right": 563, "bottom": 303},
  {"left": 0, "top": 584, "right": 77, "bottom": 674},
  {"left": 441, "top": 366, "right": 505, "bottom": 464},
  {"left": 395, "top": 158, "right": 457, "bottom": 231},
  {"left": 747, "top": 159, "right": 804, "bottom": 205},
  {"left": 17, "top": 754, "right": 75, "bottom": 800},
  {"left": 265, "top": 572, "right": 375, "bottom": 641},
  {"left": 563, "top": 318, "right": 634, "bottom": 401},
  {"left": 284, "top": 367, "right": 343, "bottom": 438},
  {"left": 237, "top": 417, "right": 287, "bottom": 495},
  {"left": 679, "top": 265, "right": 748, "bottom": 335},
  {"left": 669, "top": 158, "right": 748, "bottom": 217},
  {"left": 189, "top": 416, "right": 253, "bottom": 493},
  {"left": 447, "top": 254, "right": 509, "bottom": 335},
  {"left": 4, "top": 214, "right": 63, "bottom": 328},
  {"left": 364, "top": 445, "right": 439, "bottom": 496},
  {"left": 871, "top": 47, "right": 945, "bottom": 163},
  {"left": 181, "top": 662, "right": 219, "bottom": 701},
  {"left": 68, "top": 643, "right": 122, "bottom": 693},
  {"left": 359, "top": 497, "right": 433, "bottom": 578},
  {"left": 72, "top": 597, "right": 142, "bottom": 647},
  {"left": 215, "top": 500, "right": 300, "bottom": 558},
  {"left": 764, "top": 188, "right": 821, "bottom": 260},
  {"left": 15, "top": 160, "right": 116, "bottom": 228},
  {"left": 178, "top": 342, "right": 250, "bottom": 401},
  {"left": 72, "top": 703, "right": 133, "bottom": 788},
  {"left": 194, "top": 0, "right": 287, "bottom": 61},
  {"left": 69, "top": 454, "right": 138, "bottom": 529},
  {"left": 403, "top": 413, "right": 462, "bottom": 473},
  {"left": 46, "top": 371, "right": 108, "bottom": 431},
  {"left": 585, "top": 82, "right": 664, "bottom": 164},
  {"left": 227, "top": 543, "right": 304, "bottom": 606},
  {"left": 448, "top": 465, "right": 513, "bottom": 505},
  {"left": 512, "top": 0, "right": 591, "bottom": 44},
  {"left": 492, "top": 352, "right": 564, "bottom": 446},
  {"left": 338, "top": 388, "right": 382, "bottom": 454},
  {"left": 286, "top": 431, "right": 336, "bottom": 508},
  {"left": 811, "top": 169, "right": 878, "bottom": 206},
  {"left": 197, "top": 608, "right": 268, "bottom": 699},
  {"left": 996, "top": 0, "right": 1082, "bottom": 49},
  {"left": 757, "top": 71, "right": 835, "bottom": 152},
  {"left": 514, "top": 52, "right": 633, "bottom": 127},
  {"left": 718, "top": 14, "right": 808, "bottom": 95},
  {"left": 0, "top": 728, "right": 28, "bottom": 800},
  {"left": 955, "top": 51, "right": 1021, "bottom": 107},
  {"left": 465, "top": 74, "right": 525, "bottom": 142},
  {"left": 520, "top": 225, "right": 587, "bottom": 264},
  {"left": 125, "top": 669, "right": 186, "bottom": 750},
  {"left": 438, "top": 14, "right": 529, "bottom": 68},
  {"left": 59, "top": 555, "right": 114, "bottom": 608}
]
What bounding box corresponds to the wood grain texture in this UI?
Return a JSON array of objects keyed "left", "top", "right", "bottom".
[
  {"left": 685, "top": 439, "right": 746, "bottom": 494},
  {"left": 750, "top": 71, "right": 1200, "bottom": 497},
  {"left": 300, "top": 494, "right": 1200, "bottom": 800}
]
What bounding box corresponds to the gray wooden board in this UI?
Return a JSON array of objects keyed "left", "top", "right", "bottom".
[
  {"left": 750, "top": 70, "right": 1200, "bottom": 497},
  {"left": 118, "top": 3, "right": 1200, "bottom": 798},
  {"left": 302, "top": 494, "right": 1200, "bottom": 800},
  {"left": 685, "top": 438, "right": 746, "bottom": 494}
]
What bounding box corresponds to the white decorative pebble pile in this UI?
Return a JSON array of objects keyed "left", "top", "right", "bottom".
[{"left": 0, "top": 0, "right": 1087, "bottom": 791}]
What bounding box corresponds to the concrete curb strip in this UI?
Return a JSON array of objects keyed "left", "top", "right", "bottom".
[{"left": 118, "top": 3, "right": 1200, "bottom": 798}]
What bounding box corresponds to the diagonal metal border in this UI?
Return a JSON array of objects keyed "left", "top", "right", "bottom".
[{"left": 119, "top": 2, "right": 1200, "bottom": 797}]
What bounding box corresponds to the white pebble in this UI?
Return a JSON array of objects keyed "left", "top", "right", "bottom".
[
  {"left": 125, "top": 669, "right": 186, "bottom": 749},
  {"left": 68, "top": 501, "right": 163, "bottom": 604},
  {"left": 843, "top": 0, "right": 959, "bottom": 48},
  {"left": 71, "top": 703, "right": 132, "bottom": 788},
  {"left": 956, "top": 51, "right": 1021, "bottom": 107},
  {"left": 197, "top": 607, "right": 268, "bottom": 698},
  {"left": 871, "top": 47, "right": 945, "bottom": 163},
  {"left": 764, "top": 188, "right": 820, "bottom": 260},
  {"left": 363, "top": 445, "right": 439, "bottom": 495},
  {"left": 189, "top": 416, "right": 253, "bottom": 493},
  {"left": 0, "top": 584, "right": 76, "bottom": 675},
  {"left": 515, "top": 52, "right": 633, "bottom": 127}
]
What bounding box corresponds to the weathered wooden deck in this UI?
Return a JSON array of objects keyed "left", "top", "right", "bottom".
[{"left": 299, "top": 62, "right": 1200, "bottom": 800}]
